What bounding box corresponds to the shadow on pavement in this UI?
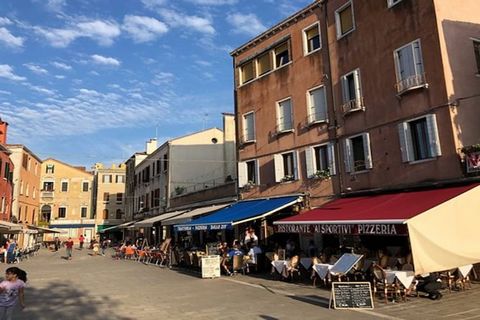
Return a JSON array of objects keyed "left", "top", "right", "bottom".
[
  {"left": 288, "top": 295, "right": 330, "bottom": 308},
  {"left": 258, "top": 315, "right": 280, "bottom": 320},
  {"left": 17, "top": 282, "right": 132, "bottom": 320}
]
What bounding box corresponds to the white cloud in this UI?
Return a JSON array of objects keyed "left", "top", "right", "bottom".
[
  {"left": 187, "top": 0, "right": 238, "bottom": 5},
  {"left": 0, "top": 65, "right": 26, "bottom": 81},
  {"left": 28, "top": 84, "right": 55, "bottom": 96},
  {"left": 0, "top": 18, "right": 12, "bottom": 26},
  {"left": 51, "top": 61, "right": 72, "bottom": 70},
  {"left": 0, "top": 90, "right": 11, "bottom": 95},
  {"left": 24, "top": 63, "right": 49, "bottom": 75},
  {"left": 227, "top": 13, "right": 266, "bottom": 36},
  {"left": 91, "top": 54, "right": 121, "bottom": 66},
  {"left": 159, "top": 9, "right": 215, "bottom": 35},
  {"left": 0, "top": 27, "right": 24, "bottom": 48},
  {"left": 46, "top": 0, "right": 66, "bottom": 12},
  {"left": 55, "top": 75, "right": 65, "bottom": 79},
  {"left": 33, "top": 19, "right": 121, "bottom": 47},
  {"left": 195, "top": 60, "right": 212, "bottom": 67},
  {"left": 122, "top": 15, "right": 168, "bottom": 43},
  {"left": 151, "top": 72, "right": 174, "bottom": 85},
  {"left": 140, "top": 0, "right": 167, "bottom": 10}
]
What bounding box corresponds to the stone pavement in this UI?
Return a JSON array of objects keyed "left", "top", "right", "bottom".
[{"left": 3, "top": 248, "right": 478, "bottom": 320}]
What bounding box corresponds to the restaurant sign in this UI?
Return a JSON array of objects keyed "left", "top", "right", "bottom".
[
  {"left": 276, "top": 223, "right": 407, "bottom": 235},
  {"left": 175, "top": 223, "right": 233, "bottom": 232}
]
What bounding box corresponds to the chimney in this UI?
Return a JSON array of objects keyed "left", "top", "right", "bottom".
[
  {"left": 0, "top": 119, "right": 8, "bottom": 145},
  {"left": 146, "top": 138, "right": 157, "bottom": 155}
]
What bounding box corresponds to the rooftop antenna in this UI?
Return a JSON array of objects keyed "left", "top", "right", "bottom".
[{"left": 203, "top": 113, "right": 209, "bottom": 130}]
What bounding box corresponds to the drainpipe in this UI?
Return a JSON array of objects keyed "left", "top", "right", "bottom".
[{"left": 232, "top": 56, "right": 240, "bottom": 201}]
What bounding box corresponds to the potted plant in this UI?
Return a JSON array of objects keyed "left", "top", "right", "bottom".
[
  {"left": 281, "top": 175, "right": 295, "bottom": 182},
  {"left": 461, "top": 144, "right": 480, "bottom": 154},
  {"left": 313, "top": 169, "right": 331, "bottom": 180}
]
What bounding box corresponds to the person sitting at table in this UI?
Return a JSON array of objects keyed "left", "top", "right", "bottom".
[
  {"left": 219, "top": 243, "right": 233, "bottom": 276},
  {"left": 307, "top": 240, "right": 317, "bottom": 258},
  {"left": 377, "top": 249, "right": 390, "bottom": 269},
  {"left": 244, "top": 242, "right": 262, "bottom": 273}
]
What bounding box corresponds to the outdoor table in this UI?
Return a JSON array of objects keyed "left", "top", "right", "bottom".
[
  {"left": 300, "top": 257, "right": 312, "bottom": 270},
  {"left": 385, "top": 270, "right": 415, "bottom": 288},
  {"left": 313, "top": 263, "right": 333, "bottom": 280},
  {"left": 458, "top": 264, "right": 473, "bottom": 277},
  {"left": 271, "top": 260, "right": 288, "bottom": 277}
]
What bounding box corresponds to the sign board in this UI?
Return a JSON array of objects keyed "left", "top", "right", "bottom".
[
  {"left": 201, "top": 255, "right": 221, "bottom": 279},
  {"left": 330, "top": 282, "right": 374, "bottom": 309},
  {"left": 466, "top": 152, "right": 480, "bottom": 173},
  {"left": 276, "top": 223, "right": 408, "bottom": 235}
]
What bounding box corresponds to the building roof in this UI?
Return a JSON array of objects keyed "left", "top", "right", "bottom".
[
  {"left": 5, "top": 144, "right": 43, "bottom": 162},
  {"left": 42, "top": 158, "right": 93, "bottom": 176}
]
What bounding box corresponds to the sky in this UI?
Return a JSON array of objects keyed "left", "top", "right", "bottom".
[{"left": 0, "top": 0, "right": 313, "bottom": 167}]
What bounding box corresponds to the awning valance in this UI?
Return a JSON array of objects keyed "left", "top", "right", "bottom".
[
  {"left": 175, "top": 196, "right": 302, "bottom": 231},
  {"left": 28, "top": 225, "right": 62, "bottom": 234},
  {"left": 0, "top": 221, "right": 23, "bottom": 232},
  {"left": 162, "top": 204, "right": 232, "bottom": 226},
  {"left": 99, "top": 221, "right": 136, "bottom": 233},
  {"left": 134, "top": 210, "right": 188, "bottom": 228}
]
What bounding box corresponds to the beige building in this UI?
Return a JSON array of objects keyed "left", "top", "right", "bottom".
[
  {"left": 7, "top": 145, "right": 42, "bottom": 226},
  {"left": 92, "top": 163, "right": 126, "bottom": 233},
  {"left": 40, "top": 158, "right": 94, "bottom": 241}
]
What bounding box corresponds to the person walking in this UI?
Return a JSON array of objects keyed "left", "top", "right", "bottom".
[
  {"left": 54, "top": 237, "right": 60, "bottom": 252},
  {"left": 79, "top": 234, "right": 85, "bottom": 250},
  {"left": 101, "top": 239, "right": 108, "bottom": 256},
  {"left": 65, "top": 238, "right": 74, "bottom": 260},
  {"left": 0, "top": 267, "right": 27, "bottom": 320}
]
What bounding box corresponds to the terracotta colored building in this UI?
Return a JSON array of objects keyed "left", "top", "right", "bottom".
[
  {"left": 0, "top": 120, "right": 13, "bottom": 222},
  {"left": 231, "top": 0, "right": 480, "bottom": 208}
]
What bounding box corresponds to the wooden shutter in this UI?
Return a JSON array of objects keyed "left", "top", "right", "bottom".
[
  {"left": 354, "top": 69, "right": 362, "bottom": 108},
  {"left": 237, "top": 162, "right": 247, "bottom": 187},
  {"left": 341, "top": 75, "right": 348, "bottom": 103},
  {"left": 398, "top": 122, "right": 413, "bottom": 162},
  {"left": 274, "top": 154, "right": 284, "bottom": 182},
  {"left": 426, "top": 114, "right": 442, "bottom": 157},
  {"left": 293, "top": 151, "right": 299, "bottom": 180},
  {"left": 412, "top": 40, "right": 424, "bottom": 75},
  {"left": 305, "top": 147, "right": 315, "bottom": 178},
  {"left": 343, "top": 139, "right": 353, "bottom": 173},
  {"left": 327, "top": 143, "right": 337, "bottom": 175},
  {"left": 362, "top": 133, "right": 373, "bottom": 169},
  {"left": 255, "top": 160, "right": 260, "bottom": 185}
]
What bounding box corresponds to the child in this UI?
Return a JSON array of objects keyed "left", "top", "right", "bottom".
[
  {"left": 93, "top": 241, "right": 100, "bottom": 256},
  {"left": 0, "top": 267, "right": 27, "bottom": 319}
]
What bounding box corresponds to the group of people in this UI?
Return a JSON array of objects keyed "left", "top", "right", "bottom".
[
  {"left": 219, "top": 227, "right": 262, "bottom": 276},
  {"left": 0, "top": 237, "right": 17, "bottom": 265},
  {"left": 63, "top": 235, "right": 110, "bottom": 260}
]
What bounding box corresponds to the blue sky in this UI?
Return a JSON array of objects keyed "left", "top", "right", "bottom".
[{"left": 0, "top": 0, "right": 312, "bottom": 167}]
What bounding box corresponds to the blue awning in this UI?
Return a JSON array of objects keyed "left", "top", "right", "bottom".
[{"left": 175, "top": 196, "right": 302, "bottom": 231}]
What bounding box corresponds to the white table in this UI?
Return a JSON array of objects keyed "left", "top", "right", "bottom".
[
  {"left": 313, "top": 263, "right": 333, "bottom": 280},
  {"left": 300, "top": 258, "right": 312, "bottom": 270},
  {"left": 271, "top": 260, "right": 288, "bottom": 277},
  {"left": 458, "top": 264, "right": 473, "bottom": 277},
  {"left": 385, "top": 270, "right": 415, "bottom": 288}
]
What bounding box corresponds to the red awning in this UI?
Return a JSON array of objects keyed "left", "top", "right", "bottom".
[{"left": 275, "top": 184, "right": 479, "bottom": 225}]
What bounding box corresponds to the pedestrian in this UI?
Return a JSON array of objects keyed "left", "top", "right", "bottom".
[
  {"left": 79, "top": 234, "right": 85, "bottom": 250},
  {"left": 65, "top": 237, "right": 74, "bottom": 260},
  {"left": 54, "top": 237, "right": 60, "bottom": 252},
  {"left": 101, "top": 239, "right": 108, "bottom": 256},
  {"left": 0, "top": 267, "right": 27, "bottom": 319},
  {"left": 92, "top": 241, "right": 99, "bottom": 256}
]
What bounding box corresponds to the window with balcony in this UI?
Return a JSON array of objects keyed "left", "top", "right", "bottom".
[
  {"left": 341, "top": 69, "right": 363, "bottom": 113},
  {"left": 81, "top": 207, "right": 87, "bottom": 218},
  {"left": 243, "top": 112, "right": 255, "bottom": 143},
  {"left": 344, "top": 133, "right": 372, "bottom": 173},
  {"left": 46, "top": 164, "right": 54, "bottom": 174},
  {"left": 398, "top": 114, "right": 441, "bottom": 162},
  {"left": 102, "top": 174, "right": 112, "bottom": 183},
  {"left": 303, "top": 23, "right": 321, "bottom": 54},
  {"left": 473, "top": 40, "right": 480, "bottom": 75},
  {"left": 305, "top": 143, "right": 336, "bottom": 178},
  {"left": 82, "top": 181, "right": 89, "bottom": 192},
  {"left": 274, "top": 42, "right": 290, "bottom": 68},
  {"left": 335, "top": 1, "right": 355, "bottom": 39},
  {"left": 394, "top": 39, "right": 426, "bottom": 94},
  {"left": 307, "top": 86, "right": 328, "bottom": 124},
  {"left": 58, "top": 207, "right": 66, "bottom": 218},
  {"left": 274, "top": 151, "right": 298, "bottom": 183},
  {"left": 43, "top": 181, "right": 54, "bottom": 191},
  {"left": 276, "top": 98, "right": 293, "bottom": 133},
  {"left": 238, "top": 160, "right": 259, "bottom": 187},
  {"left": 61, "top": 181, "right": 68, "bottom": 192}
]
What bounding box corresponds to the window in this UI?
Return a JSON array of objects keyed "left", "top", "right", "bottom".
[
  {"left": 153, "top": 189, "right": 160, "bottom": 207},
  {"left": 102, "top": 174, "right": 112, "bottom": 183},
  {"left": 240, "top": 60, "right": 255, "bottom": 84},
  {"left": 274, "top": 151, "right": 299, "bottom": 182},
  {"left": 156, "top": 159, "right": 161, "bottom": 175},
  {"left": 103, "top": 209, "right": 108, "bottom": 219},
  {"left": 61, "top": 181, "right": 68, "bottom": 192},
  {"left": 116, "top": 193, "right": 123, "bottom": 203},
  {"left": 341, "top": 69, "right": 363, "bottom": 113},
  {"left": 303, "top": 23, "right": 321, "bottom": 54},
  {"left": 0, "top": 197, "right": 4, "bottom": 213},
  {"left": 33, "top": 187, "right": 36, "bottom": 199},
  {"left": 82, "top": 181, "right": 89, "bottom": 192},
  {"left": 103, "top": 192, "right": 110, "bottom": 202},
  {"left": 305, "top": 143, "right": 336, "bottom": 178},
  {"left": 398, "top": 114, "right": 441, "bottom": 162},
  {"left": 243, "top": 112, "right": 255, "bottom": 142},
  {"left": 46, "top": 164, "right": 54, "bottom": 174},
  {"left": 344, "top": 133, "right": 373, "bottom": 173},
  {"left": 20, "top": 181, "right": 23, "bottom": 195},
  {"left": 257, "top": 52, "right": 272, "bottom": 76},
  {"left": 394, "top": 39, "right": 425, "bottom": 94},
  {"left": 276, "top": 98, "right": 293, "bottom": 133},
  {"left": 116, "top": 209, "right": 123, "bottom": 219},
  {"left": 163, "top": 154, "right": 168, "bottom": 172},
  {"left": 58, "top": 207, "right": 66, "bottom": 218},
  {"left": 387, "top": 0, "right": 402, "bottom": 8},
  {"left": 34, "top": 162, "right": 38, "bottom": 176},
  {"left": 274, "top": 42, "right": 290, "bottom": 68},
  {"left": 0, "top": 160, "right": 2, "bottom": 178},
  {"left": 43, "top": 181, "right": 54, "bottom": 191},
  {"left": 238, "top": 160, "right": 259, "bottom": 187},
  {"left": 4, "top": 163, "right": 10, "bottom": 180},
  {"left": 335, "top": 1, "right": 354, "bottom": 39},
  {"left": 81, "top": 207, "right": 87, "bottom": 218},
  {"left": 473, "top": 40, "right": 480, "bottom": 74},
  {"left": 115, "top": 175, "right": 125, "bottom": 183},
  {"left": 307, "top": 86, "right": 328, "bottom": 123},
  {"left": 22, "top": 154, "right": 28, "bottom": 169},
  {"left": 25, "top": 183, "right": 29, "bottom": 197}
]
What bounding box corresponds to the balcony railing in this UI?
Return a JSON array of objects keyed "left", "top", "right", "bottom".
[
  {"left": 342, "top": 97, "right": 365, "bottom": 114},
  {"left": 395, "top": 73, "right": 427, "bottom": 94},
  {"left": 40, "top": 191, "right": 54, "bottom": 199}
]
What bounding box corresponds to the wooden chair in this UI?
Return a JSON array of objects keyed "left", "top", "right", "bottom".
[
  {"left": 232, "top": 254, "right": 245, "bottom": 275},
  {"left": 287, "top": 255, "right": 300, "bottom": 280},
  {"left": 440, "top": 269, "right": 456, "bottom": 292},
  {"left": 372, "top": 264, "right": 401, "bottom": 303}
]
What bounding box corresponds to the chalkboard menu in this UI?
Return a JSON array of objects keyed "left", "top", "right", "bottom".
[
  {"left": 201, "top": 255, "right": 221, "bottom": 279},
  {"left": 331, "top": 282, "right": 374, "bottom": 309}
]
